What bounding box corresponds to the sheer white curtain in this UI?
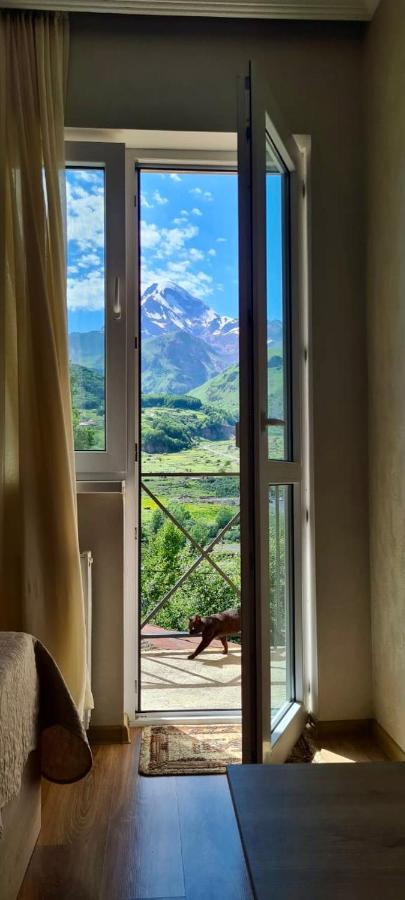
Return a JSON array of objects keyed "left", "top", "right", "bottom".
[{"left": 0, "top": 10, "right": 90, "bottom": 716}]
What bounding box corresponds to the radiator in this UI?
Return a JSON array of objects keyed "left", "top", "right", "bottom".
[{"left": 80, "top": 551, "right": 93, "bottom": 730}]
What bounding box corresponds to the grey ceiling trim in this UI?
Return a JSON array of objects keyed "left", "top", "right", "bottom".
[{"left": 1, "top": 0, "right": 381, "bottom": 20}]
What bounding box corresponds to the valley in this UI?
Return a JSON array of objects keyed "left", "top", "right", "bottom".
[
  {"left": 68, "top": 277, "right": 287, "bottom": 655},
  {"left": 69, "top": 280, "right": 285, "bottom": 459}
]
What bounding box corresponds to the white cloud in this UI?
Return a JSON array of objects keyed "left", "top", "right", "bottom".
[
  {"left": 67, "top": 273, "right": 105, "bottom": 311},
  {"left": 172, "top": 216, "right": 188, "bottom": 225},
  {"left": 197, "top": 271, "right": 213, "bottom": 284},
  {"left": 180, "top": 209, "right": 189, "bottom": 217},
  {"left": 141, "top": 221, "right": 161, "bottom": 249},
  {"left": 153, "top": 190, "right": 168, "bottom": 206},
  {"left": 170, "top": 173, "right": 182, "bottom": 182},
  {"left": 142, "top": 260, "right": 213, "bottom": 300},
  {"left": 208, "top": 248, "right": 216, "bottom": 257},
  {"left": 191, "top": 207, "right": 202, "bottom": 217},
  {"left": 142, "top": 196, "right": 154, "bottom": 209},
  {"left": 217, "top": 237, "right": 227, "bottom": 243},
  {"left": 69, "top": 170, "right": 103, "bottom": 186},
  {"left": 66, "top": 182, "right": 104, "bottom": 250},
  {"left": 189, "top": 248, "right": 204, "bottom": 261},
  {"left": 189, "top": 187, "right": 212, "bottom": 201},
  {"left": 141, "top": 220, "right": 198, "bottom": 256},
  {"left": 77, "top": 251, "right": 102, "bottom": 266},
  {"left": 163, "top": 223, "right": 198, "bottom": 253}
]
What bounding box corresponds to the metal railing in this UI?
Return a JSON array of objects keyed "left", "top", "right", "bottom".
[
  {"left": 140, "top": 478, "right": 286, "bottom": 646},
  {"left": 140, "top": 475, "right": 240, "bottom": 630}
]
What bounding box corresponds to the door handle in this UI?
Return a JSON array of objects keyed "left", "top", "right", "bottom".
[
  {"left": 266, "top": 417, "right": 285, "bottom": 426},
  {"left": 261, "top": 413, "right": 285, "bottom": 430},
  {"left": 236, "top": 418, "right": 284, "bottom": 444},
  {"left": 113, "top": 275, "right": 121, "bottom": 320}
]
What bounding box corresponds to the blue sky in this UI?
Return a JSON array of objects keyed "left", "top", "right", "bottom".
[
  {"left": 140, "top": 171, "right": 239, "bottom": 319},
  {"left": 66, "top": 167, "right": 283, "bottom": 335},
  {"left": 66, "top": 167, "right": 105, "bottom": 334}
]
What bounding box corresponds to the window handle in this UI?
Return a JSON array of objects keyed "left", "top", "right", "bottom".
[
  {"left": 113, "top": 275, "right": 121, "bottom": 320},
  {"left": 261, "top": 412, "right": 285, "bottom": 430},
  {"left": 266, "top": 417, "right": 285, "bottom": 426},
  {"left": 236, "top": 418, "right": 284, "bottom": 445}
]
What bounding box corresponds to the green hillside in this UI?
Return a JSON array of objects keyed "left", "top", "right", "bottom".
[
  {"left": 191, "top": 343, "right": 285, "bottom": 420},
  {"left": 141, "top": 331, "right": 225, "bottom": 395},
  {"left": 70, "top": 362, "right": 104, "bottom": 414},
  {"left": 191, "top": 364, "right": 239, "bottom": 418},
  {"left": 69, "top": 330, "right": 104, "bottom": 372},
  {"left": 70, "top": 362, "right": 105, "bottom": 451},
  {"left": 142, "top": 396, "right": 233, "bottom": 455}
]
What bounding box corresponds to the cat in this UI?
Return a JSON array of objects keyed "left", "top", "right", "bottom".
[{"left": 187, "top": 607, "right": 241, "bottom": 660}]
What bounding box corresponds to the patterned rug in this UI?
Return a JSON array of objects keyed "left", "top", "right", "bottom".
[{"left": 139, "top": 724, "right": 318, "bottom": 776}]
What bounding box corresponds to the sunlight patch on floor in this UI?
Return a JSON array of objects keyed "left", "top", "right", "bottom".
[{"left": 140, "top": 647, "right": 287, "bottom": 713}]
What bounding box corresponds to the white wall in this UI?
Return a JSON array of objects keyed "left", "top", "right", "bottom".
[
  {"left": 77, "top": 491, "right": 124, "bottom": 726},
  {"left": 68, "top": 14, "right": 372, "bottom": 722},
  {"left": 365, "top": 0, "right": 405, "bottom": 749}
]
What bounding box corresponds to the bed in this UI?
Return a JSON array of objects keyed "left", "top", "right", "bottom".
[{"left": 0, "top": 632, "right": 92, "bottom": 900}]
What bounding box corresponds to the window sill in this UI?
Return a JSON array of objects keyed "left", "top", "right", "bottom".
[{"left": 76, "top": 480, "right": 125, "bottom": 494}]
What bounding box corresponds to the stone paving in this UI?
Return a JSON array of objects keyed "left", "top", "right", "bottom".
[{"left": 140, "top": 626, "right": 287, "bottom": 714}]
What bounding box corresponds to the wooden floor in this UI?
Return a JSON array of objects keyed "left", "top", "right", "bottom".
[{"left": 19, "top": 729, "right": 388, "bottom": 900}]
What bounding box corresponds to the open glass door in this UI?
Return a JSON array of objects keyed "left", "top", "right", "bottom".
[{"left": 238, "top": 66, "right": 302, "bottom": 763}]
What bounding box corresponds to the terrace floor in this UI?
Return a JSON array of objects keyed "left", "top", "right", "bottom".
[{"left": 140, "top": 626, "right": 287, "bottom": 713}]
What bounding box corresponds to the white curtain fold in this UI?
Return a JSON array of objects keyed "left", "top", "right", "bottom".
[{"left": 0, "top": 10, "right": 90, "bottom": 717}]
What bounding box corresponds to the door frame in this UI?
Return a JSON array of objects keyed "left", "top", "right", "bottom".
[
  {"left": 127, "top": 149, "right": 242, "bottom": 722},
  {"left": 123, "top": 131, "right": 314, "bottom": 753},
  {"left": 238, "top": 67, "right": 313, "bottom": 763}
]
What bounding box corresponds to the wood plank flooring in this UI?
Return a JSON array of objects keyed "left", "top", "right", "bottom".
[
  {"left": 19, "top": 730, "right": 252, "bottom": 900},
  {"left": 313, "top": 731, "right": 389, "bottom": 763},
  {"left": 18, "top": 728, "right": 388, "bottom": 900}
]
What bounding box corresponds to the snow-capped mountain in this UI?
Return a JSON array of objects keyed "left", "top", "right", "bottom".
[
  {"left": 141, "top": 280, "right": 239, "bottom": 363},
  {"left": 68, "top": 279, "right": 283, "bottom": 399}
]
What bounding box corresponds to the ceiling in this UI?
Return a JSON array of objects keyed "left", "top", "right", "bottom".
[{"left": 1, "top": 0, "right": 381, "bottom": 20}]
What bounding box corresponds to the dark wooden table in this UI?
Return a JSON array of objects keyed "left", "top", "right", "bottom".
[{"left": 228, "top": 762, "right": 405, "bottom": 899}]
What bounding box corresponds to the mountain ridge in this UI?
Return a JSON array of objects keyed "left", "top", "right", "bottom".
[
  {"left": 141, "top": 330, "right": 225, "bottom": 395},
  {"left": 141, "top": 280, "right": 239, "bottom": 364},
  {"left": 68, "top": 281, "right": 283, "bottom": 396}
]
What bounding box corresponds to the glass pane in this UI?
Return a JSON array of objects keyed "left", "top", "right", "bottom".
[
  {"left": 140, "top": 170, "right": 239, "bottom": 475},
  {"left": 140, "top": 473, "right": 241, "bottom": 711},
  {"left": 266, "top": 139, "right": 289, "bottom": 460},
  {"left": 66, "top": 167, "right": 106, "bottom": 451},
  {"left": 269, "top": 485, "right": 294, "bottom": 722},
  {"left": 139, "top": 169, "right": 241, "bottom": 713}
]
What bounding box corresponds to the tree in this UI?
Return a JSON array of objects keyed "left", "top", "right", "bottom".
[{"left": 72, "top": 404, "right": 97, "bottom": 450}]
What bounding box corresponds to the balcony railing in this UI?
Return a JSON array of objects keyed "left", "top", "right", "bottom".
[{"left": 140, "top": 473, "right": 241, "bottom": 631}]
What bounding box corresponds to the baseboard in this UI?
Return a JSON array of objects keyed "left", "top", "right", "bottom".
[
  {"left": 88, "top": 714, "right": 131, "bottom": 745},
  {"left": 313, "top": 718, "right": 373, "bottom": 738},
  {"left": 372, "top": 721, "right": 405, "bottom": 762}
]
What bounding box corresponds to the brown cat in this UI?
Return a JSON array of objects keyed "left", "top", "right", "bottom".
[{"left": 188, "top": 607, "right": 241, "bottom": 660}]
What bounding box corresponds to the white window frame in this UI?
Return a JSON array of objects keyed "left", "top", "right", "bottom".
[
  {"left": 63, "top": 131, "right": 314, "bottom": 752},
  {"left": 125, "top": 149, "right": 240, "bottom": 721},
  {"left": 237, "top": 66, "right": 314, "bottom": 761},
  {"left": 65, "top": 141, "right": 127, "bottom": 478}
]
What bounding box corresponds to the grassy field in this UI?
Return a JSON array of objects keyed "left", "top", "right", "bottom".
[
  {"left": 141, "top": 475, "right": 240, "bottom": 530},
  {"left": 142, "top": 431, "right": 284, "bottom": 472},
  {"left": 142, "top": 438, "right": 239, "bottom": 473}
]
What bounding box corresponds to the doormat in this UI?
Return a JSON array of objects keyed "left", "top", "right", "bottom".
[{"left": 139, "top": 724, "right": 318, "bottom": 776}]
